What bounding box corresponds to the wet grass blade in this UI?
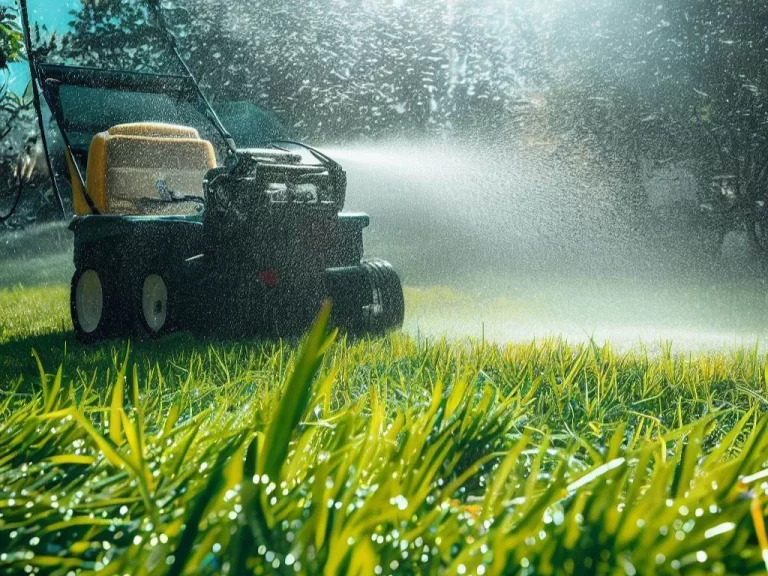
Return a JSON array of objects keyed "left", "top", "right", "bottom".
[{"left": 260, "top": 301, "right": 333, "bottom": 479}]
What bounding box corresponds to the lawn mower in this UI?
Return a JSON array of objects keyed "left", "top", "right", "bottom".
[{"left": 19, "top": 0, "right": 404, "bottom": 342}]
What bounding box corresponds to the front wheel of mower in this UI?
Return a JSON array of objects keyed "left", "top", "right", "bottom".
[
  {"left": 362, "top": 258, "right": 405, "bottom": 334},
  {"left": 326, "top": 258, "right": 404, "bottom": 335}
]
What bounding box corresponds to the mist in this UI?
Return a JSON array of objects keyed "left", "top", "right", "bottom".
[{"left": 331, "top": 137, "right": 768, "bottom": 350}]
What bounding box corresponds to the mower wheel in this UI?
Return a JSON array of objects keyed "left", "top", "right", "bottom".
[
  {"left": 325, "top": 258, "right": 404, "bottom": 335},
  {"left": 132, "top": 269, "right": 172, "bottom": 338},
  {"left": 362, "top": 258, "right": 405, "bottom": 333},
  {"left": 71, "top": 266, "right": 121, "bottom": 343}
]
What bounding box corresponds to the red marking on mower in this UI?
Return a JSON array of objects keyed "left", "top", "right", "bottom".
[{"left": 258, "top": 270, "right": 279, "bottom": 287}]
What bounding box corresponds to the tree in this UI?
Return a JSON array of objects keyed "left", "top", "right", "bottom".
[
  {"left": 0, "top": 4, "right": 30, "bottom": 143},
  {"left": 0, "top": 4, "right": 24, "bottom": 89},
  {"left": 51, "top": 0, "right": 545, "bottom": 142},
  {"left": 602, "top": 0, "right": 768, "bottom": 253},
  {"left": 0, "top": 2, "right": 76, "bottom": 226},
  {"left": 0, "top": 4, "right": 42, "bottom": 225},
  {"left": 54, "top": 0, "right": 171, "bottom": 72}
]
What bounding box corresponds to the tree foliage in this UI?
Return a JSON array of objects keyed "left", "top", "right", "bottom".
[
  {"left": 51, "top": 0, "right": 539, "bottom": 141},
  {"left": 0, "top": 4, "right": 64, "bottom": 226},
  {"left": 0, "top": 4, "right": 23, "bottom": 77}
]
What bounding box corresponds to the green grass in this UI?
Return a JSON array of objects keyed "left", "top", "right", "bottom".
[{"left": 2, "top": 285, "right": 768, "bottom": 574}]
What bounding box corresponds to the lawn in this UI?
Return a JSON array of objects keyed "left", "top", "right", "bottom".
[{"left": 1, "top": 284, "right": 768, "bottom": 574}]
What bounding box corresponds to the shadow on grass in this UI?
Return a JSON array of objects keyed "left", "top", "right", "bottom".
[{"left": 0, "top": 327, "right": 283, "bottom": 392}]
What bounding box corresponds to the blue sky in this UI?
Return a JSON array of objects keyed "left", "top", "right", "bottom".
[{"left": 3, "top": 0, "right": 81, "bottom": 92}]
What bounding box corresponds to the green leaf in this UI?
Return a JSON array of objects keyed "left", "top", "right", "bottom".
[{"left": 259, "top": 301, "right": 334, "bottom": 479}]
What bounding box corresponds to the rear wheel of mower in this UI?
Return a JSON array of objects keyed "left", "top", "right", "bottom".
[
  {"left": 71, "top": 266, "right": 123, "bottom": 343},
  {"left": 71, "top": 269, "right": 104, "bottom": 343}
]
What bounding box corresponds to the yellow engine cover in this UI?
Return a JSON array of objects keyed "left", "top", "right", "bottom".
[{"left": 71, "top": 123, "right": 216, "bottom": 216}]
